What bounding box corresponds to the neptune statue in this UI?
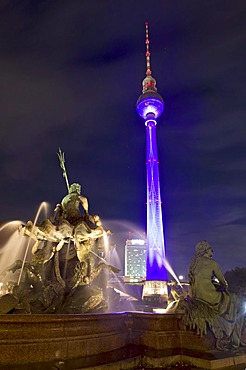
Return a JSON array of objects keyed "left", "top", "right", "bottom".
[{"left": 0, "top": 149, "right": 119, "bottom": 314}]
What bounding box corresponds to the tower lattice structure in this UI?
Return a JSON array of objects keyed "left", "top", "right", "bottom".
[{"left": 136, "top": 23, "right": 168, "bottom": 281}]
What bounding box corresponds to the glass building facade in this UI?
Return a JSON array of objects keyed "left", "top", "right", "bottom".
[{"left": 125, "top": 239, "right": 146, "bottom": 278}]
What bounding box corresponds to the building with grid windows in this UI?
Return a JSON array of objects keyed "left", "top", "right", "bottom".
[{"left": 124, "top": 239, "right": 146, "bottom": 279}]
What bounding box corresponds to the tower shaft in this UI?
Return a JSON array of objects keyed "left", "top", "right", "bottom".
[{"left": 146, "top": 120, "right": 168, "bottom": 280}]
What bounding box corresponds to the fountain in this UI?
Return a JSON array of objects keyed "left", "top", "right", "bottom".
[
  {"left": 0, "top": 149, "right": 120, "bottom": 315},
  {"left": 0, "top": 151, "right": 245, "bottom": 370}
]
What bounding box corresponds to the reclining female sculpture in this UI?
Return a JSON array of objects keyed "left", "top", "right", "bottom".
[{"left": 183, "top": 240, "right": 245, "bottom": 350}]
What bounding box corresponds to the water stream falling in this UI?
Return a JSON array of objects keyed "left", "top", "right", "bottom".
[
  {"left": 0, "top": 222, "right": 23, "bottom": 275},
  {"left": 17, "top": 201, "right": 49, "bottom": 285},
  {"left": 63, "top": 239, "right": 71, "bottom": 280}
]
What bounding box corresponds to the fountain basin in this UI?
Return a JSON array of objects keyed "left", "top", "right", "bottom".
[
  {"left": 0, "top": 312, "right": 127, "bottom": 365},
  {"left": 0, "top": 312, "right": 245, "bottom": 369}
]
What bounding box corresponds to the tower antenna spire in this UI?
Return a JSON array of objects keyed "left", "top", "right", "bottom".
[{"left": 145, "top": 22, "right": 151, "bottom": 76}]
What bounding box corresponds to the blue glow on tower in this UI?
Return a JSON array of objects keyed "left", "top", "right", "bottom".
[{"left": 136, "top": 23, "right": 168, "bottom": 281}]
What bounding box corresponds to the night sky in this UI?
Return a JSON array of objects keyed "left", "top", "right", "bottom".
[{"left": 0, "top": 1, "right": 246, "bottom": 277}]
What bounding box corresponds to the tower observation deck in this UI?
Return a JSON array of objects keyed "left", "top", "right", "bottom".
[{"left": 136, "top": 23, "right": 168, "bottom": 289}]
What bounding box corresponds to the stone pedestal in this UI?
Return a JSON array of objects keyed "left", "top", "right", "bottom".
[{"left": 0, "top": 312, "right": 245, "bottom": 369}]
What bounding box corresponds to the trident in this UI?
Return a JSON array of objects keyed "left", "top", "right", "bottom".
[{"left": 57, "top": 148, "right": 70, "bottom": 191}]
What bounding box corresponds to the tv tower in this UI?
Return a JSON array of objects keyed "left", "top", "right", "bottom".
[{"left": 136, "top": 23, "right": 168, "bottom": 300}]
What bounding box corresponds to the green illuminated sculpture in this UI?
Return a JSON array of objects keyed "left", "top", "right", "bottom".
[{"left": 0, "top": 149, "right": 119, "bottom": 314}]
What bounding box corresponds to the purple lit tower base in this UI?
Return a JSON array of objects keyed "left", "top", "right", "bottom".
[{"left": 142, "top": 280, "right": 168, "bottom": 304}]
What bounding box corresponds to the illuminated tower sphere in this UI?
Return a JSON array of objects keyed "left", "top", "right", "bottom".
[{"left": 136, "top": 23, "right": 168, "bottom": 281}]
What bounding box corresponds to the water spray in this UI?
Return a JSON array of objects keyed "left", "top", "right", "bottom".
[
  {"left": 17, "top": 202, "right": 48, "bottom": 286},
  {"left": 154, "top": 249, "right": 183, "bottom": 288}
]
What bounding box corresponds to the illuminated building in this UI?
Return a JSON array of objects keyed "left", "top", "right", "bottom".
[
  {"left": 136, "top": 23, "right": 168, "bottom": 299},
  {"left": 124, "top": 239, "right": 146, "bottom": 279}
]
